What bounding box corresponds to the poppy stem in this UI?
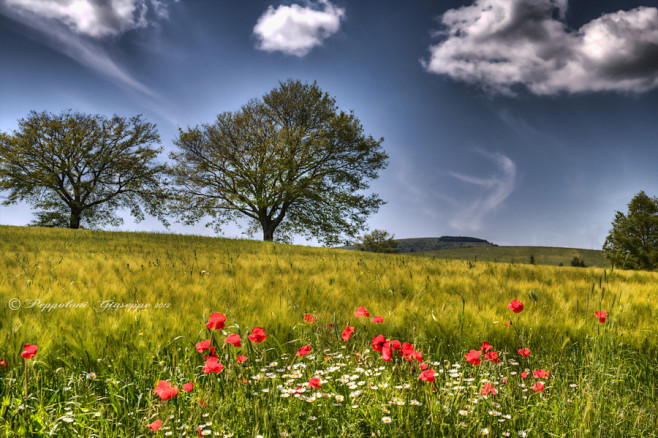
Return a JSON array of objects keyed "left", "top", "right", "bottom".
[{"left": 24, "top": 359, "right": 28, "bottom": 400}]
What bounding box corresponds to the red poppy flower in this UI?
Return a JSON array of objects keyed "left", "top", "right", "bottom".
[
  {"left": 371, "top": 316, "right": 384, "bottom": 323},
  {"left": 507, "top": 299, "right": 524, "bottom": 313},
  {"left": 520, "top": 371, "right": 528, "bottom": 378},
  {"left": 481, "top": 382, "right": 497, "bottom": 396},
  {"left": 533, "top": 369, "right": 549, "bottom": 378},
  {"left": 206, "top": 312, "right": 226, "bottom": 330},
  {"left": 371, "top": 335, "right": 387, "bottom": 353},
  {"left": 419, "top": 363, "right": 429, "bottom": 370},
  {"left": 202, "top": 357, "right": 224, "bottom": 374},
  {"left": 327, "top": 323, "right": 334, "bottom": 328},
  {"left": 419, "top": 369, "right": 436, "bottom": 382},
  {"left": 196, "top": 339, "right": 212, "bottom": 353},
  {"left": 308, "top": 377, "right": 322, "bottom": 389},
  {"left": 148, "top": 419, "right": 162, "bottom": 431},
  {"left": 0, "top": 359, "right": 7, "bottom": 369},
  {"left": 304, "top": 314, "right": 316, "bottom": 323},
  {"left": 342, "top": 326, "right": 355, "bottom": 342},
  {"left": 400, "top": 342, "right": 415, "bottom": 356},
  {"left": 247, "top": 327, "right": 267, "bottom": 343},
  {"left": 594, "top": 310, "right": 608, "bottom": 323},
  {"left": 387, "top": 340, "right": 401, "bottom": 350},
  {"left": 182, "top": 382, "right": 194, "bottom": 392},
  {"left": 503, "top": 321, "right": 511, "bottom": 327},
  {"left": 297, "top": 345, "right": 311, "bottom": 357},
  {"left": 412, "top": 350, "right": 423, "bottom": 362},
  {"left": 518, "top": 348, "right": 531, "bottom": 357},
  {"left": 225, "top": 333, "right": 242, "bottom": 348},
  {"left": 484, "top": 351, "right": 500, "bottom": 364},
  {"left": 204, "top": 346, "right": 218, "bottom": 360},
  {"left": 381, "top": 345, "right": 393, "bottom": 362},
  {"left": 480, "top": 342, "right": 493, "bottom": 352},
  {"left": 464, "top": 349, "right": 481, "bottom": 365},
  {"left": 236, "top": 355, "right": 248, "bottom": 363},
  {"left": 532, "top": 382, "right": 545, "bottom": 393},
  {"left": 153, "top": 381, "right": 178, "bottom": 401},
  {"left": 21, "top": 344, "right": 38, "bottom": 359},
  {"left": 354, "top": 306, "right": 370, "bottom": 318}
]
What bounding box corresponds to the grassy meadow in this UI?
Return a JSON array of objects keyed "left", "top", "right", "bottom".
[
  {"left": 0, "top": 225, "right": 657, "bottom": 437},
  {"left": 412, "top": 246, "right": 610, "bottom": 268}
]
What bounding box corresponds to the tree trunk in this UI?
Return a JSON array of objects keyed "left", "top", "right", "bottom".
[
  {"left": 69, "top": 207, "right": 81, "bottom": 229},
  {"left": 262, "top": 221, "right": 275, "bottom": 241}
]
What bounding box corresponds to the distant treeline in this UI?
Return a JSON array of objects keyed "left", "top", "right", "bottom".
[{"left": 345, "top": 236, "right": 496, "bottom": 253}]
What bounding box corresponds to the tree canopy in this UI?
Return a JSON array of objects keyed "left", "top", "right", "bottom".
[
  {"left": 168, "top": 79, "right": 388, "bottom": 245},
  {"left": 354, "top": 229, "right": 398, "bottom": 253},
  {"left": 603, "top": 191, "right": 658, "bottom": 271},
  {"left": 0, "top": 110, "right": 167, "bottom": 229}
]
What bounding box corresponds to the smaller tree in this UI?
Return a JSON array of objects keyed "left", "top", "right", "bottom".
[
  {"left": 570, "top": 256, "right": 586, "bottom": 268},
  {"left": 0, "top": 110, "right": 167, "bottom": 229},
  {"left": 603, "top": 191, "right": 658, "bottom": 271},
  {"left": 354, "top": 229, "right": 398, "bottom": 253},
  {"left": 528, "top": 254, "right": 535, "bottom": 265}
]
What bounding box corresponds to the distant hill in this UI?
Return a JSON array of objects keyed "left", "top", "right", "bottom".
[
  {"left": 341, "top": 236, "right": 496, "bottom": 253},
  {"left": 410, "top": 246, "right": 610, "bottom": 268}
]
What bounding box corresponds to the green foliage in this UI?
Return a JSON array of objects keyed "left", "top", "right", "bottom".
[
  {"left": 603, "top": 191, "right": 658, "bottom": 270},
  {"left": 167, "top": 79, "right": 388, "bottom": 245},
  {"left": 571, "top": 256, "right": 587, "bottom": 267},
  {"left": 354, "top": 229, "right": 398, "bottom": 253},
  {"left": 0, "top": 110, "right": 167, "bottom": 229}
]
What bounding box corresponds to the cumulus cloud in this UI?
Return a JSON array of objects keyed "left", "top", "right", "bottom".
[
  {"left": 449, "top": 152, "right": 516, "bottom": 232},
  {"left": 0, "top": 0, "right": 174, "bottom": 99},
  {"left": 424, "top": 0, "right": 658, "bottom": 95},
  {"left": 254, "top": 0, "right": 345, "bottom": 56}
]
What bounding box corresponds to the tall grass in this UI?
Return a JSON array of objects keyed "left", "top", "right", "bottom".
[{"left": 0, "top": 225, "right": 656, "bottom": 436}]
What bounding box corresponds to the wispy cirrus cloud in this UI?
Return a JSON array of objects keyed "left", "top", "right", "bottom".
[
  {"left": 424, "top": 0, "right": 658, "bottom": 95},
  {"left": 253, "top": 0, "right": 345, "bottom": 57},
  {"left": 449, "top": 152, "right": 516, "bottom": 232},
  {"left": 0, "top": 0, "right": 175, "bottom": 100}
]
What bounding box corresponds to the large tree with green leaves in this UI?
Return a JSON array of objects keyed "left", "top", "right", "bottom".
[
  {"left": 168, "top": 79, "right": 388, "bottom": 245},
  {"left": 603, "top": 191, "right": 658, "bottom": 271},
  {"left": 0, "top": 110, "right": 167, "bottom": 229}
]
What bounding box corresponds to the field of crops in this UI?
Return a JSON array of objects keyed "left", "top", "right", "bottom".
[{"left": 0, "top": 225, "right": 656, "bottom": 437}]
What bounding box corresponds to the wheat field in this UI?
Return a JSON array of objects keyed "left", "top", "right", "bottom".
[{"left": 0, "top": 225, "right": 656, "bottom": 437}]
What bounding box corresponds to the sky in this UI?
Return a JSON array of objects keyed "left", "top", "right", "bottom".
[{"left": 1, "top": 0, "right": 658, "bottom": 249}]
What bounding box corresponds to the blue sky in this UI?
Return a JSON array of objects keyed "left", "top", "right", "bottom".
[{"left": 1, "top": 0, "right": 658, "bottom": 248}]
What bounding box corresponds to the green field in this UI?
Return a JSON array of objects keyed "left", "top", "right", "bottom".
[
  {"left": 0, "top": 225, "right": 656, "bottom": 437},
  {"left": 413, "top": 246, "right": 610, "bottom": 268}
]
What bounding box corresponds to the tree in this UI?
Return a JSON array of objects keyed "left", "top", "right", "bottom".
[
  {"left": 603, "top": 191, "right": 658, "bottom": 271},
  {"left": 168, "top": 79, "right": 388, "bottom": 245},
  {"left": 354, "top": 229, "right": 398, "bottom": 253},
  {"left": 570, "top": 256, "right": 586, "bottom": 268},
  {"left": 0, "top": 111, "right": 167, "bottom": 229}
]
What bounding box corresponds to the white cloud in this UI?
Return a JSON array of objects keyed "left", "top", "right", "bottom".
[
  {"left": 424, "top": 0, "right": 658, "bottom": 95},
  {"left": 0, "top": 0, "right": 174, "bottom": 103},
  {"left": 449, "top": 152, "right": 516, "bottom": 232},
  {"left": 4, "top": 0, "right": 157, "bottom": 38},
  {"left": 254, "top": 0, "right": 345, "bottom": 57}
]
